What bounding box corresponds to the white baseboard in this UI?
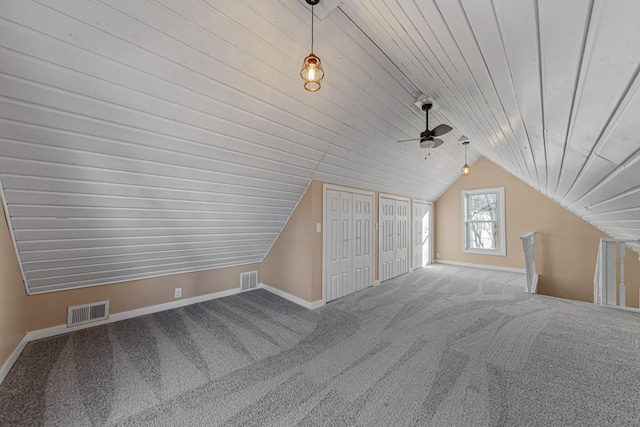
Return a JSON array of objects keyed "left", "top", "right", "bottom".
[
  {"left": 258, "top": 283, "right": 325, "bottom": 309},
  {"left": 0, "top": 334, "right": 29, "bottom": 386},
  {"left": 0, "top": 283, "right": 327, "bottom": 387},
  {"left": 27, "top": 287, "right": 254, "bottom": 342},
  {"left": 374, "top": 280, "right": 381, "bottom": 286},
  {"left": 0, "top": 286, "right": 255, "bottom": 386},
  {"left": 435, "top": 260, "right": 526, "bottom": 274},
  {"left": 606, "top": 305, "right": 640, "bottom": 314}
]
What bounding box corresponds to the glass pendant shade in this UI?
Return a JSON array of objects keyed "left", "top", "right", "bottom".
[
  {"left": 461, "top": 139, "right": 471, "bottom": 176},
  {"left": 301, "top": 53, "right": 324, "bottom": 92}
]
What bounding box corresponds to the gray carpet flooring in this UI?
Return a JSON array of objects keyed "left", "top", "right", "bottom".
[{"left": 1, "top": 264, "right": 640, "bottom": 426}]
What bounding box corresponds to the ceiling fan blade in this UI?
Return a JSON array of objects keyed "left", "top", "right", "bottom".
[
  {"left": 432, "top": 138, "right": 445, "bottom": 148},
  {"left": 396, "top": 138, "right": 419, "bottom": 143},
  {"left": 431, "top": 124, "right": 453, "bottom": 137}
]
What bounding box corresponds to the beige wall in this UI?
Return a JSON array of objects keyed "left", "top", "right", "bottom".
[
  {"left": 435, "top": 157, "right": 640, "bottom": 305},
  {"left": 0, "top": 205, "right": 27, "bottom": 370},
  {"left": 27, "top": 262, "right": 260, "bottom": 331},
  {"left": 628, "top": 248, "right": 640, "bottom": 308},
  {"left": 310, "top": 181, "right": 324, "bottom": 301},
  {"left": 621, "top": 247, "right": 640, "bottom": 309},
  {"left": 261, "top": 183, "right": 316, "bottom": 302}
]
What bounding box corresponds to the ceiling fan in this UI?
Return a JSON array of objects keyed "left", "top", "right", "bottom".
[{"left": 397, "top": 99, "right": 453, "bottom": 152}]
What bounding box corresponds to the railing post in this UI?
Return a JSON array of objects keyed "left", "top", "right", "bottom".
[
  {"left": 520, "top": 232, "right": 538, "bottom": 293},
  {"left": 595, "top": 238, "right": 639, "bottom": 310},
  {"left": 604, "top": 241, "right": 617, "bottom": 306},
  {"left": 619, "top": 242, "right": 626, "bottom": 307}
]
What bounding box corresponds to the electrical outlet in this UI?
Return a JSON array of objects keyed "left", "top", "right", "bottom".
[
  {"left": 436, "top": 252, "right": 441, "bottom": 259},
  {"left": 174, "top": 287, "right": 182, "bottom": 298},
  {"left": 316, "top": 223, "right": 321, "bottom": 233}
]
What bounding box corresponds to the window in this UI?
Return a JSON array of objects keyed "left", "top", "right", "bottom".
[{"left": 462, "top": 187, "right": 506, "bottom": 256}]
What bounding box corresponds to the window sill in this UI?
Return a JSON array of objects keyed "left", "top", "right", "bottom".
[{"left": 463, "top": 248, "right": 506, "bottom": 257}]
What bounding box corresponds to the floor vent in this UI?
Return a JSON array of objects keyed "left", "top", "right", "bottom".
[
  {"left": 240, "top": 271, "right": 258, "bottom": 290},
  {"left": 67, "top": 301, "right": 110, "bottom": 327}
]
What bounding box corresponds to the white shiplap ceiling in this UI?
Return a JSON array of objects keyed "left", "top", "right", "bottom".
[
  {"left": 341, "top": 0, "right": 640, "bottom": 243},
  {"left": 0, "top": 0, "right": 638, "bottom": 294}
]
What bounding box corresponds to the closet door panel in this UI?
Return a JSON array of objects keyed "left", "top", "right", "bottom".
[
  {"left": 326, "top": 189, "right": 341, "bottom": 302},
  {"left": 396, "top": 200, "right": 409, "bottom": 275},
  {"left": 380, "top": 197, "right": 396, "bottom": 282},
  {"left": 338, "top": 192, "right": 352, "bottom": 299},
  {"left": 325, "top": 186, "right": 375, "bottom": 302}
]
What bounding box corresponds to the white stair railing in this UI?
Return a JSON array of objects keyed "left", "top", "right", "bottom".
[
  {"left": 594, "top": 239, "right": 640, "bottom": 308},
  {"left": 520, "top": 232, "right": 538, "bottom": 293}
]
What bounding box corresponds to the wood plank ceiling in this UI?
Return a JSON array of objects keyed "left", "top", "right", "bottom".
[
  {"left": 341, "top": 0, "right": 640, "bottom": 246},
  {"left": 0, "top": 0, "right": 638, "bottom": 293}
]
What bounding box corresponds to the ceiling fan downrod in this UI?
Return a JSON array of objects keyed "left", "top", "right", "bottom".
[{"left": 422, "top": 103, "right": 432, "bottom": 131}]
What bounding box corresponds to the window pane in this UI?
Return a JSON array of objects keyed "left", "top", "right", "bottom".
[
  {"left": 467, "top": 221, "right": 498, "bottom": 249},
  {"left": 467, "top": 193, "right": 498, "bottom": 221}
]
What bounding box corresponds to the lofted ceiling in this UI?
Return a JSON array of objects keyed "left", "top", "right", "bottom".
[{"left": 0, "top": 0, "right": 638, "bottom": 294}]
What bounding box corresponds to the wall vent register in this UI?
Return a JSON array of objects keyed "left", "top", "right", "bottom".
[
  {"left": 67, "top": 301, "right": 110, "bottom": 327},
  {"left": 241, "top": 271, "right": 258, "bottom": 290}
]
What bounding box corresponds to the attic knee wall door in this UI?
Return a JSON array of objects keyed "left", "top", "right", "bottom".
[
  {"left": 324, "top": 187, "right": 373, "bottom": 302},
  {"left": 380, "top": 195, "right": 409, "bottom": 282}
]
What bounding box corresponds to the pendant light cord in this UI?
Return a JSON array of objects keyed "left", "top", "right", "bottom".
[{"left": 311, "top": 4, "right": 314, "bottom": 53}]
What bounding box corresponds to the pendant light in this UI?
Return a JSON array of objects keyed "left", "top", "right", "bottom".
[
  {"left": 300, "top": 0, "right": 324, "bottom": 92},
  {"left": 460, "top": 137, "right": 471, "bottom": 176}
]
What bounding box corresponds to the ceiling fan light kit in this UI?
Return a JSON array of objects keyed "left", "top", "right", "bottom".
[{"left": 301, "top": 0, "right": 324, "bottom": 92}]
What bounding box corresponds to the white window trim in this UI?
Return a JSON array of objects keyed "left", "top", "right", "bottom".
[{"left": 462, "top": 187, "right": 506, "bottom": 256}]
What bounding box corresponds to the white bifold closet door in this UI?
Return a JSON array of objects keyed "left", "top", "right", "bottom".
[
  {"left": 380, "top": 195, "right": 409, "bottom": 282},
  {"left": 325, "top": 187, "right": 373, "bottom": 302},
  {"left": 412, "top": 201, "right": 432, "bottom": 269}
]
